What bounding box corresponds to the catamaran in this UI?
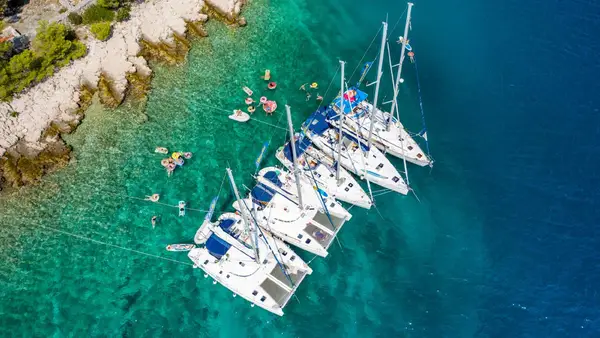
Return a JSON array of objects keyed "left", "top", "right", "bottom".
[
  {"left": 232, "top": 178, "right": 348, "bottom": 257},
  {"left": 303, "top": 106, "right": 409, "bottom": 195},
  {"left": 189, "top": 170, "right": 312, "bottom": 316},
  {"left": 334, "top": 6, "right": 432, "bottom": 167},
  {"left": 275, "top": 133, "right": 372, "bottom": 209},
  {"left": 256, "top": 166, "right": 352, "bottom": 221},
  {"left": 332, "top": 87, "right": 431, "bottom": 167}
]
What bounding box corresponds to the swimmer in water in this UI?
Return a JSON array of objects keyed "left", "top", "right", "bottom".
[
  {"left": 151, "top": 216, "right": 158, "bottom": 228},
  {"left": 316, "top": 93, "right": 323, "bottom": 101},
  {"left": 306, "top": 92, "right": 311, "bottom": 101},
  {"left": 299, "top": 83, "right": 308, "bottom": 91}
]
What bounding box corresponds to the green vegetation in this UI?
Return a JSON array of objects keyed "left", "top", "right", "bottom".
[
  {"left": 9, "top": 111, "right": 18, "bottom": 117},
  {"left": 98, "top": 0, "right": 120, "bottom": 9},
  {"left": 0, "top": 41, "right": 12, "bottom": 59},
  {"left": 90, "top": 22, "right": 112, "bottom": 41},
  {"left": 116, "top": 6, "right": 131, "bottom": 22},
  {"left": 82, "top": 4, "right": 115, "bottom": 24},
  {"left": 0, "top": 21, "right": 87, "bottom": 101},
  {"left": 59, "top": 7, "right": 67, "bottom": 14},
  {"left": 68, "top": 12, "right": 83, "bottom": 25},
  {"left": 0, "top": 1, "right": 7, "bottom": 19}
]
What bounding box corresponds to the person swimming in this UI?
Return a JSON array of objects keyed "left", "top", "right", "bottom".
[
  {"left": 151, "top": 216, "right": 158, "bottom": 228},
  {"left": 306, "top": 92, "right": 312, "bottom": 101}
]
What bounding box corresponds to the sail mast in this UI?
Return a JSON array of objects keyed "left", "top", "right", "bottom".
[
  {"left": 285, "top": 105, "right": 304, "bottom": 209},
  {"left": 366, "top": 21, "right": 388, "bottom": 153},
  {"left": 226, "top": 168, "right": 260, "bottom": 263},
  {"left": 336, "top": 60, "right": 345, "bottom": 182},
  {"left": 388, "top": 2, "right": 414, "bottom": 131}
]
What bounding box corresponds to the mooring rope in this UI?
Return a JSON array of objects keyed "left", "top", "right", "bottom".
[{"left": 37, "top": 224, "right": 193, "bottom": 266}]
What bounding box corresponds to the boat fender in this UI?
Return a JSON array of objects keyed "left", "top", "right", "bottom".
[
  {"left": 233, "top": 294, "right": 237, "bottom": 297},
  {"left": 213, "top": 281, "right": 217, "bottom": 285}
]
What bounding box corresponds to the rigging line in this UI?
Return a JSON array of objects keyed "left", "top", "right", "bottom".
[
  {"left": 348, "top": 24, "right": 383, "bottom": 81},
  {"left": 243, "top": 198, "right": 296, "bottom": 288},
  {"left": 388, "top": 7, "right": 408, "bottom": 38},
  {"left": 307, "top": 254, "right": 319, "bottom": 265},
  {"left": 36, "top": 224, "right": 193, "bottom": 266},
  {"left": 305, "top": 165, "right": 344, "bottom": 252}
]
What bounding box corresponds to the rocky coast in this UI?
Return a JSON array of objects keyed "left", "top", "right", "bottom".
[{"left": 0, "top": 0, "right": 246, "bottom": 190}]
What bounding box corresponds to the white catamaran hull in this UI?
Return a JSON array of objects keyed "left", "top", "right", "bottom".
[
  {"left": 275, "top": 146, "right": 372, "bottom": 209},
  {"left": 190, "top": 213, "right": 312, "bottom": 316},
  {"left": 343, "top": 102, "right": 431, "bottom": 166},
  {"left": 256, "top": 167, "right": 352, "bottom": 221},
  {"left": 305, "top": 129, "right": 409, "bottom": 195}
]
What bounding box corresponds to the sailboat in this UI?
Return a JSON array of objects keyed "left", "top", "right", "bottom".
[
  {"left": 336, "top": 5, "right": 432, "bottom": 167},
  {"left": 189, "top": 170, "right": 312, "bottom": 316},
  {"left": 303, "top": 106, "right": 409, "bottom": 195},
  {"left": 275, "top": 132, "right": 372, "bottom": 209},
  {"left": 256, "top": 166, "right": 352, "bottom": 221}
]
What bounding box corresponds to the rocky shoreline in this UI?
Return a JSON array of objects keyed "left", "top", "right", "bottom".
[{"left": 0, "top": 0, "right": 247, "bottom": 191}]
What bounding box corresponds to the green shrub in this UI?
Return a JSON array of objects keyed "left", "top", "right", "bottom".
[
  {"left": 82, "top": 4, "right": 115, "bottom": 24},
  {"left": 116, "top": 6, "right": 130, "bottom": 22},
  {"left": 98, "top": 0, "right": 120, "bottom": 9},
  {"left": 90, "top": 22, "right": 112, "bottom": 41},
  {"left": 0, "top": 21, "right": 87, "bottom": 101},
  {"left": 67, "top": 12, "right": 83, "bottom": 25},
  {"left": 9, "top": 111, "right": 18, "bottom": 117},
  {"left": 58, "top": 7, "right": 67, "bottom": 13}
]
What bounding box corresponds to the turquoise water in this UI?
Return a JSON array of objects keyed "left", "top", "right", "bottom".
[{"left": 5, "top": 0, "right": 597, "bottom": 336}]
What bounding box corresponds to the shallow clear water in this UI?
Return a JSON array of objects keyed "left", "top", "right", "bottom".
[{"left": 1, "top": 0, "right": 599, "bottom": 336}]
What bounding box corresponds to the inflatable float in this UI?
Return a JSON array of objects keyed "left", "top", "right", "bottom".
[
  {"left": 263, "top": 100, "right": 278, "bottom": 114},
  {"left": 242, "top": 86, "right": 253, "bottom": 96},
  {"left": 268, "top": 82, "right": 277, "bottom": 90},
  {"left": 229, "top": 109, "right": 250, "bottom": 122},
  {"left": 245, "top": 97, "right": 254, "bottom": 105},
  {"left": 155, "top": 147, "right": 168, "bottom": 154},
  {"left": 262, "top": 69, "right": 271, "bottom": 81}
]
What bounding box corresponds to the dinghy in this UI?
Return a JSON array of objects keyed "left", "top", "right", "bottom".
[
  {"left": 166, "top": 244, "right": 195, "bottom": 252},
  {"left": 229, "top": 110, "right": 250, "bottom": 122}
]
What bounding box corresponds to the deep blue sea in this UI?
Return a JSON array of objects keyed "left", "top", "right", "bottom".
[{"left": 1, "top": 0, "right": 599, "bottom": 337}]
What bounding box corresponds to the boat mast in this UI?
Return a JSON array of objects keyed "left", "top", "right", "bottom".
[
  {"left": 388, "top": 2, "right": 414, "bottom": 131},
  {"left": 285, "top": 105, "right": 304, "bottom": 209},
  {"left": 366, "top": 21, "right": 388, "bottom": 153},
  {"left": 226, "top": 168, "right": 260, "bottom": 263},
  {"left": 336, "top": 60, "right": 345, "bottom": 182}
]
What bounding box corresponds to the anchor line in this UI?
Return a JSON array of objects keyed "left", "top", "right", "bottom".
[{"left": 411, "top": 53, "right": 432, "bottom": 159}]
